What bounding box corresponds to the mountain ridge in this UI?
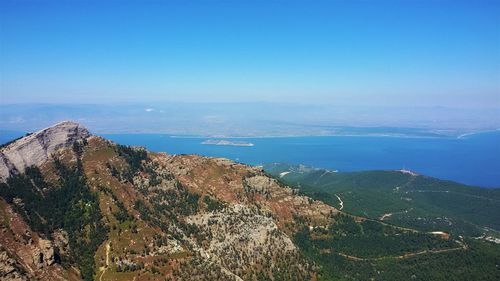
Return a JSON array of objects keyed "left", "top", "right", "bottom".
[{"left": 0, "top": 122, "right": 498, "bottom": 281}]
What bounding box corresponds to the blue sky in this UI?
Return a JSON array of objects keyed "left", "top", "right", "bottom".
[{"left": 0, "top": 0, "right": 499, "bottom": 108}]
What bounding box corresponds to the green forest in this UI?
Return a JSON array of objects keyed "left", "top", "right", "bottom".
[{"left": 266, "top": 163, "right": 500, "bottom": 280}]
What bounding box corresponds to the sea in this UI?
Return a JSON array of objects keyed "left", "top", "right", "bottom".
[
  {"left": 1, "top": 130, "right": 498, "bottom": 188},
  {"left": 101, "top": 131, "right": 500, "bottom": 188}
]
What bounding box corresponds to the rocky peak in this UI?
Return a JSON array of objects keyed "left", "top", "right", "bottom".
[{"left": 0, "top": 121, "right": 90, "bottom": 181}]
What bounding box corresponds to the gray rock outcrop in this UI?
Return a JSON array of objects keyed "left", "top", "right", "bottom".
[
  {"left": 32, "top": 239, "right": 56, "bottom": 269},
  {"left": 0, "top": 121, "right": 90, "bottom": 182}
]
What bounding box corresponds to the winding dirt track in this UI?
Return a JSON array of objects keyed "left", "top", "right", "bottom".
[
  {"left": 338, "top": 240, "right": 467, "bottom": 261},
  {"left": 99, "top": 243, "right": 110, "bottom": 281},
  {"left": 335, "top": 194, "right": 344, "bottom": 210}
]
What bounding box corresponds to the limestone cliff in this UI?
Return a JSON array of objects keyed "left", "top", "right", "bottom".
[{"left": 0, "top": 121, "right": 89, "bottom": 182}]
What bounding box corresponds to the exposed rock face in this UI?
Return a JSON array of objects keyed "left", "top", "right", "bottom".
[
  {"left": 51, "top": 230, "right": 69, "bottom": 256},
  {"left": 0, "top": 249, "right": 28, "bottom": 281},
  {"left": 0, "top": 198, "right": 77, "bottom": 281},
  {"left": 32, "top": 240, "right": 56, "bottom": 269},
  {"left": 0, "top": 121, "right": 90, "bottom": 182}
]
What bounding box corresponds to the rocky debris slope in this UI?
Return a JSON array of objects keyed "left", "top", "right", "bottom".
[
  {"left": 186, "top": 204, "right": 297, "bottom": 273},
  {"left": 0, "top": 121, "right": 89, "bottom": 181},
  {"left": 0, "top": 249, "right": 27, "bottom": 281},
  {"left": 158, "top": 154, "right": 338, "bottom": 231},
  {"left": 0, "top": 199, "right": 79, "bottom": 281}
]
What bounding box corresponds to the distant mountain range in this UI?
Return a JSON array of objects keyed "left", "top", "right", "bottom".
[{"left": 0, "top": 122, "right": 499, "bottom": 281}]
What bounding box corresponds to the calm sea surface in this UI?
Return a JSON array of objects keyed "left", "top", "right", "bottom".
[
  {"left": 1, "top": 130, "right": 497, "bottom": 188},
  {"left": 101, "top": 131, "right": 500, "bottom": 188}
]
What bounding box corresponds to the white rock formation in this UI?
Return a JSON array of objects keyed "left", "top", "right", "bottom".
[{"left": 0, "top": 121, "right": 90, "bottom": 181}]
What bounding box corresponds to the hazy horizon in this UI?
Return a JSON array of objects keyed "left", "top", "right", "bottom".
[{"left": 1, "top": 102, "right": 499, "bottom": 137}]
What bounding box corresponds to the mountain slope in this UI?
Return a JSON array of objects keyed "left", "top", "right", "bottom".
[
  {"left": 0, "top": 122, "right": 328, "bottom": 280},
  {"left": 264, "top": 163, "right": 500, "bottom": 237},
  {"left": 0, "top": 122, "right": 499, "bottom": 281}
]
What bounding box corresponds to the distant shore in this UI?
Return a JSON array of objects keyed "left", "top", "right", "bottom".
[
  {"left": 201, "top": 139, "right": 254, "bottom": 147},
  {"left": 170, "top": 128, "right": 500, "bottom": 139}
]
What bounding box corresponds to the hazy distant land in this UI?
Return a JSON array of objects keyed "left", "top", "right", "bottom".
[
  {"left": 1, "top": 103, "right": 498, "bottom": 137},
  {"left": 201, "top": 139, "right": 254, "bottom": 147}
]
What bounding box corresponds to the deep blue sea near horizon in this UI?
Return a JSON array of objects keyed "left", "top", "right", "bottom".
[
  {"left": 100, "top": 131, "right": 500, "bottom": 188},
  {"left": 1, "top": 130, "right": 499, "bottom": 188}
]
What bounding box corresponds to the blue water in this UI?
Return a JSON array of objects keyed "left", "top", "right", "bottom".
[
  {"left": 101, "top": 131, "right": 500, "bottom": 188},
  {"left": 1, "top": 130, "right": 497, "bottom": 188}
]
